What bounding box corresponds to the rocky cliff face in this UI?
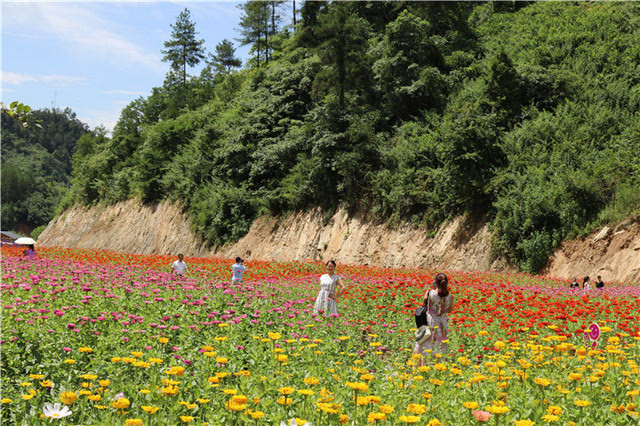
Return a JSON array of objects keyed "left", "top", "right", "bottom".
[{"left": 39, "top": 200, "right": 640, "bottom": 282}]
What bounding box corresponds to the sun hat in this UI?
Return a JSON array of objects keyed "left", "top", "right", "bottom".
[{"left": 415, "top": 325, "right": 432, "bottom": 344}]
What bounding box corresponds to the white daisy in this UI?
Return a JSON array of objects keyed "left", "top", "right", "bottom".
[{"left": 43, "top": 403, "right": 72, "bottom": 419}]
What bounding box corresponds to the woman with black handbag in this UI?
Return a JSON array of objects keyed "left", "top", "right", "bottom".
[{"left": 413, "top": 273, "right": 454, "bottom": 362}]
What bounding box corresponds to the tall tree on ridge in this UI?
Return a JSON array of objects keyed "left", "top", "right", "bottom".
[
  {"left": 162, "top": 8, "right": 205, "bottom": 85},
  {"left": 208, "top": 39, "right": 242, "bottom": 74},
  {"left": 238, "top": 1, "right": 270, "bottom": 68}
]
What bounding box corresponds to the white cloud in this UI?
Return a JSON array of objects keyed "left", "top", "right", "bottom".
[
  {"left": 2, "top": 71, "right": 87, "bottom": 87},
  {"left": 80, "top": 105, "right": 123, "bottom": 133},
  {"left": 3, "top": 3, "right": 164, "bottom": 74},
  {"left": 2, "top": 72, "right": 38, "bottom": 85}
]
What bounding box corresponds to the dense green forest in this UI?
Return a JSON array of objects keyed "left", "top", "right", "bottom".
[
  {"left": 60, "top": 1, "right": 640, "bottom": 273},
  {"left": 1, "top": 108, "right": 90, "bottom": 236}
]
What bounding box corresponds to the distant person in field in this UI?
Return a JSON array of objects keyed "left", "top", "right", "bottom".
[
  {"left": 23, "top": 244, "right": 36, "bottom": 259},
  {"left": 171, "top": 254, "right": 188, "bottom": 277},
  {"left": 232, "top": 257, "right": 247, "bottom": 283},
  {"left": 570, "top": 277, "right": 580, "bottom": 288},
  {"left": 595, "top": 275, "right": 605, "bottom": 289},
  {"left": 414, "top": 273, "right": 454, "bottom": 360},
  {"left": 313, "top": 260, "right": 346, "bottom": 316},
  {"left": 582, "top": 276, "right": 592, "bottom": 291}
]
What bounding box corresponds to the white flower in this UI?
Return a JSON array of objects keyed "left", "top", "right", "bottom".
[
  {"left": 43, "top": 403, "right": 72, "bottom": 419},
  {"left": 281, "top": 420, "right": 312, "bottom": 426},
  {"left": 114, "top": 392, "right": 125, "bottom": 400}
]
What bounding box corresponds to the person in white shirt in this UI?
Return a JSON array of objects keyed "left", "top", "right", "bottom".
[
  {"left": 171, "top": 254, "right": 188, "bottom": 276},
  {"left": 232, "top": 257, "right": 247, "bottom": 283}
]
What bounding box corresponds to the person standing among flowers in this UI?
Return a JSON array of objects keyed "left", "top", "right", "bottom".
[
  {"left": 171, "top": 254, "right": 188, "bottom": 277},
  {"left": 414, "top": 272, "right": 454, "bottom": 359},
  {"left": 231, "top": 257, "right": 247, "bottom": 283},
  {"left": 583, "top": 276, "right": 592, "bottom": 292},
  {"left": 313, "top": 260, "right": 346, "bottom": 316}
]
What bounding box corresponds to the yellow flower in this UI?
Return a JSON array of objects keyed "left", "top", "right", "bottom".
[
  {"left": 399, "top": 416, "right": 420, "bottom": 424},
  {"left": 216, "top": 357, "right": 228, "bottom": 364},
  {"left": 407, "top": 404, "right": 426, "bottom": 415},
  {"left": 231, "top": 395, "right": 248, "bottom": 405},
  {"left": 60, "top": 391, "right": 78, "bottom": 405},
  {"left": 78, "top": 390, "right": 92, "bottom": 396},
  {"left": 463, "top": 401, "right": 479, "bottom": 410},
  {"left": 298, "top": 389, "right": 314, "bottom": 396},
  {"left": 429, "top": 378, "right": 444, "bottom": 386},
  {"left": 63, "top": 359, "right": 76, "bottom": 364},
  {"left": 277, "top": 396, "right": 293, "bottom": 406},
  {"left": 197, "top": 398, "right": 210, "bottom": 404},
  {"left": 346, "top": 381, "right": 369, "bottom": 392},
  {"left": 40, "top": 380, "right": 53, "bottom": 388},
  {"left": 79, "top": 347, "right": 93, "bottom": 353},
  {"left": 1, "top": 399, "right": 12, "bottom": 404},
  {"left": 158, "top": 337, "right": 169, "bottom": 344},
  {"left": 378, "top": 404, "right": 394, "bottom": 414},
  {"left": 279, "top": 387, "right": 296, "bottom": 396},
  {"left": 514, "top": 421, "right": 535, "bottom": 426},
  {"left": 88, "top": 395, "right": 102, "bottom": 402},
  {"left": 574, "top": 400, "right": 590, "bottom": 407},
  {"left": 277, "top": 354, "right": 289, "bottom": 363},
  {"left": 339, "top": 414, "right": 349, "bottom": 424},
  {"left": 29, "top": 374, "right": 45, "bottom": 380},
  {"left": 165, "top": 366, "right": 185, "bottom": 376},
  {"left": 534, "top": 378, "right": 552, "bottom": 387},
  {"left": 247, "top": 410, "right": 265, "bottom": 419},
  {"left": 124, "top": 419, "right": 143, "bottom": 426},
  {"left": 180, "top": 416, "right": 194, "bottom": 423},
  {"left": 303, "top": 377, "right": 320, "bottom": 386},
  {"left": 542, "top": 414, "right": 560, "bottom": 422},
  {"left": 569, "top": 373, "right": 582, "bottom": 381},
  {"left": 268, "top": 332, "right": 282, "bottom": 340},
  {"left": 141, "top": 406, "right": 160, "bottom": 414},
  {"left": 427, "top": 420, "right": 441, "bottom": 426},
  {"left": 222, "top": 389, "right": 237, "bottom": 395},
  {"left": 112, "top": 398, "right": 131, "bottom": 409},
  {"left": 547, "top": 406, "right": 561, "bottom": 415},
  {"left": 160, "top": 385, "right": 179, "bottom": 397},
  {"left": 111, "top": 357, "right": 122, "bottom": 363},
  {"left": 486, "top": 405, "right": 510, "bottom": 414},
  {"left": 149, "top": 358, "right": 163, "bottom": 364},
  {"left": 22, "top": 394, "right": 35, "bottom": 401},
  {"left": 367, "top": 412, "right": 386, "bottom": 423}
]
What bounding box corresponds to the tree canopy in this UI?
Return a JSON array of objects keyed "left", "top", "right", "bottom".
[{"left": 61, "top": 2, "right": 640, "bottom": 273}]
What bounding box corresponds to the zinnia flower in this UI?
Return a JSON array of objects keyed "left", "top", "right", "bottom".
[
  {"left": 472, "top": 410, "right": 492, "bottom": 422},
  {"left": 43, "top": 403, "right": 73, "bottom": 419},
  {"left": 398, "top": 416, "right": 420, "bottom": 424},
  {"left": 514, "top": 421, "right": 535, "bottom": 426},
  {"left": 407, "top": 404, "right": 426, "bottom": 415},
  {"left": 60, "top": 391, "right": 78, "bottom": 405}
]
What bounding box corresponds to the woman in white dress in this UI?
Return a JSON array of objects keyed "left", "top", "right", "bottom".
[
  {"left": 414, "top": 273, "right": 454, "bottom": 359},
  {"left": 313, "top": 260, "right": 346, "bottom": 315}
]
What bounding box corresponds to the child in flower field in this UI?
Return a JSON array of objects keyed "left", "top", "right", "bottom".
[
  {"left": 313, "top": 260, "right": 346, "bottom": 315},
  {"left": 414, "top": 273, "right": 454, "bottom": 359}
]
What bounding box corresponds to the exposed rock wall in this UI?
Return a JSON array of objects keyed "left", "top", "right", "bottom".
[
  {"left": 39, "top": 200, "right": 640, "bottom": 282},
  {"left": 37, "top": 199, "right": 209, "bottom": 256}
]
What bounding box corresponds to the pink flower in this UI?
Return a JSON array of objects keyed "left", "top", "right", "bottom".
[
  {"left": 62, "top": 347, "right": 72, "bottom": 352},
  {"left": 472, "top": 410, "right": 492, "bottom": 422}
]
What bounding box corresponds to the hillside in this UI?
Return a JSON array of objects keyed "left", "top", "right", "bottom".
[
  {"left": 1, "top": 108, "right": 90, "bottom": 235},
  {"left": 38, "top": 200, "right": 639, "bottom": 282},
  {"left": 56, "top": 2, "right": 640, "bottom": 273}
]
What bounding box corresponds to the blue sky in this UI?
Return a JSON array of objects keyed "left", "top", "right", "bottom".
[{"left": 1, "top": 1, "right": 278, "bottom": 131}]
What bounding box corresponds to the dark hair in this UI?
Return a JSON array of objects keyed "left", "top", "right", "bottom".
[
  {"left": 597, "top": 275, "right": 601, "bottom": 280},
  {"left": 326, "top": 260, "right": 336, "bottom": 267},
  {"left": 178, "top": 254, "right": 183, "bottom": 258},
  {"left": 236, "top": 257, "right": 242, "bottom": 263},
  {"left": 583, "top": 276, "right": 590, "bottom": 284},
  {"left": 434, "top": 273, "right": 449, "bottom": 298}
]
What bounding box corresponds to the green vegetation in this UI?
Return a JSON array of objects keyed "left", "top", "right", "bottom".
[
  {"left": 63, "top": 2, "right": 640, "bottom": 272},
  {"left": 1, "top": 108, "right": 90, "bottom": 235}
]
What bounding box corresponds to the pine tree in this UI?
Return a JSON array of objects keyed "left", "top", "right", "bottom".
[
  {"left": 162, "top": 8, "right": 206, "bottom": 85},
  {"left": 207, "top": 39, "right": 242, "bottom": 74},
  {"left": 237, "top": 1, "right": 269, "bottom": 67}
]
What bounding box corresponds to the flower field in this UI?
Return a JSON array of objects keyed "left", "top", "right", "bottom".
[{"left": 1, "top": 246, "right": 639, "bottom": 425}]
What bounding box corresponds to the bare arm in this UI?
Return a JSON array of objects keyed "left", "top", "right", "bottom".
[{"left": 335, "top": 277, "right": 347, "bottom": 297}]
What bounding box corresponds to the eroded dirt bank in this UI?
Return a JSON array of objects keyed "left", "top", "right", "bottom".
[{"left": 38, "top": 200, "right": 639, "bottom": 282}]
